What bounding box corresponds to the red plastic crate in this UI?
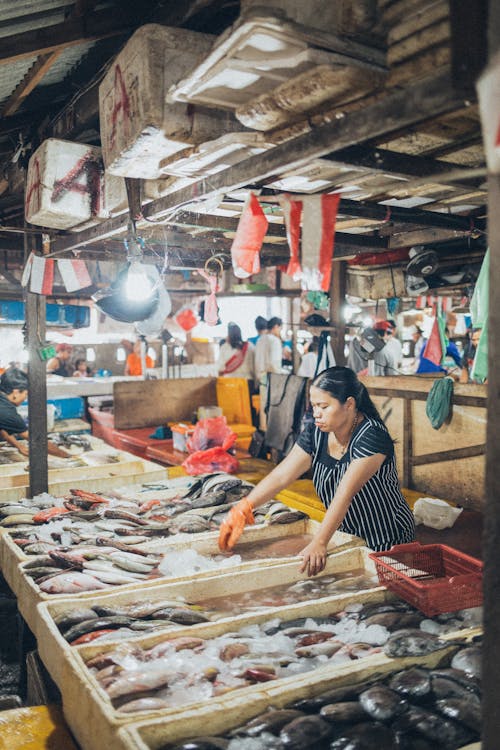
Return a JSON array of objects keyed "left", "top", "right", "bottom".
[{"left": 368, "top": 542, "right": 483, "bottom": 617}]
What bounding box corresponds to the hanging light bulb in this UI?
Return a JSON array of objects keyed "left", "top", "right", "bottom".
[{"left": 124, "top": 261, "right": 156, "bottom": 301}]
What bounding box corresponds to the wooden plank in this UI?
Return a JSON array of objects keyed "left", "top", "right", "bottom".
[
  {"left": 387, "top": 0, "right": 449, "bottom": 45},
  {"left": 50, "top": 71, "right": 467, "bottom": 254},
  {"left": 411, "top": 444, "right": 486, "bottom": 465},
  {"left": 25, "top": 291, "right": 48, "bottom": 498},
  {"left": 403, "top": 398, "right": 412, "bottom": 488},
  {"left": 1, "top": 52, "right": 62, "bottom": 117},
  {"left": 113, "top": 378, "right": 218, "bottom": 429},
  {"left": 388, "top": 20, "right": 450, "bottom": 67},
  {"left": 0, "top": 8, "right": 137, "bottom": 64},
  {"left": 387, "top": 47, "right": 451, "bottom": 87},
  {"left": 330, "top": 260, "right": 347, "bottom": 365}
]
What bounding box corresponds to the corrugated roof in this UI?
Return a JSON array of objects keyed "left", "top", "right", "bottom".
[
  {"left": 36, "top": 40, "right": 99, "bottom": 88},
  {"left": 0, "top": 56, "right": 39, "bottom": 108}
]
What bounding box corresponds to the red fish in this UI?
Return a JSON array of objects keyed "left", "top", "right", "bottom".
[
  {"left": 70, "top": 629, "right": 116, "bottom": 645},
  {"left": 138, "top": 499, "right": 161, "bottom": 513},
  {"left": 243, "top": 668, "right": 277, "bottom": 682},
  {"left": 70, "top": 489, "right": 109, "bottom": 504},
  {"left": 33, "top": 507, "right": 70, "bottom": 523}
]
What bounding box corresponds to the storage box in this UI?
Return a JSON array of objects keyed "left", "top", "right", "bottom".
[
  {"left": 170, "top": 423, "right": 195, "bottom": 452},
  {"left": 369, "top": 542, "right": 483, "bottom": 617},
  {"left": 117, "top": 627, "right": 480, "bottom": 750},
  {"left": 36, "top": 546, "right": 379, "bottom": 686},
  {"left": 99, "top": 24, "right": 242, "bottom": 178},
  {"left": 48, "top": 397, "right": 85, "bottom": 420},
  {"left": 25, "top": 139, "right": 104, "bottom": 230}
]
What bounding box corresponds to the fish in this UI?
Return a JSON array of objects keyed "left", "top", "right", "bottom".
[
  {"left": 241, "top": 709, "right": 305, "bottom": 737},
  {"left": 63, "top": 616, "right": 137, "bottom": 643},
  {"left": 116, "top": 697, "right": 170, "bottom": 713},
  {"left": 359, "top": 685, "right": 407, "bottom": 721},
  {"left": 39, "top": 572, "right": 109, "bottom": 593},
  {"left": 279, "top": 715, "right": 333, "bottom": 749},
  {"left": 363, "top": 611, "right": 424, "bottom": 630},
  {"left": 219, "top": 642, "right": 250, "bottom": 662},
  {"left": 383, "top": 629, "right": 447, "bottom": 658},
  {"left": 190, "top": 490, "right": 227, "bottom": 509},
  {"left": 435, "top": 697, "right": 481, "bottom": 732},
  {"left": 55, "top": 608, "right": 99, "bottom": 631},
  {"left": 151, "top": 608, "right": 210, "bottom": 626},
  {"left": 106, "top": 665, "right": 170, "bottom": 700},
  {"left": 33, "top": 507, "right": 70, "bottom": 523},
  {"left": 389, "top": 667, "right": 431, "bottom": 698},
  {"left": 430, "top": 673, "right": 481, "bottom": 703},
  {"left": 1, "top": 513, "right": 36, "bottom": 526},
  {"left": 169, "top": 516, "right": 211, "bottom": 534},
  {"left": 391, "top": 705, "right": 474, "bottom": 747},
  {"left": 242, "top": 667, "right": 277, "bottom": 682},
  {"left": 330, "top": 722, "right": 399, "bottom": 749},
  {"left": 319, "top": 701, "right": 368, "bottom": 724},
  {"left": 70, "top": 629, "right": 118, "bottom": 645},
  {"left": 450, "top": 645, "right": 482, "bottom": 678},
  {"left": 269, "top": 511, "right": 308, "bottom": 524},
  {"left": 295, "top": 640, "right": 344, "bottom": 658}
]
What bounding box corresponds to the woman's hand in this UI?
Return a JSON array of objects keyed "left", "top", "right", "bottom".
[{"left": 299, "top": 538, "right": 329, "bottom": 577}]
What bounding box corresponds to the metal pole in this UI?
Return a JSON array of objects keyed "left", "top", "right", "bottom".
[
  {"left": 161, "top": 343, "right": 168, "bottom": 379},
  {"left": 140, "top": 336, "right": 147, "bottom": 380}
]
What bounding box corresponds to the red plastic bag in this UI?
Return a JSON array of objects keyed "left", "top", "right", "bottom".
[
  {"left": 186, "top": 416, "right": 236, "bottom": 453},
  {"left": 230, "top": 193, "right": 268, "bottom": 279},
  {"left": 176, "top": 307, "right": 198, "bottom": 331},
  {"left": 182, "top": 447, "right": 240, "bottom": 476}
]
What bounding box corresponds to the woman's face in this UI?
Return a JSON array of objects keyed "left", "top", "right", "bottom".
[{"left": 310, "top": 385, "right": 352, "bottom": 432}]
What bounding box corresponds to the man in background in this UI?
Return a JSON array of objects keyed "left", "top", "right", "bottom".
[
  {"left": 384, "top": 319, "right": 403, "bottom": 371},
  {"left": 46, "top": 343, "right": 73, "bottom": 376}
]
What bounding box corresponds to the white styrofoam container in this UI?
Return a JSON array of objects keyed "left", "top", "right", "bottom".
[
  {"left": 99, "top": 24, "right": 244, "bottom": 178},
  {"left": 169, "top": 11, "right": 385, "bottom": 130},
  {"left": 25, "top": 139, "right": 104, "bottom": 230},
  {"left": 36, "top": 546, "right": 379, "bottom": 685},
  {"left": 158, "top": 132, "right": 274, "bottom": 178}
]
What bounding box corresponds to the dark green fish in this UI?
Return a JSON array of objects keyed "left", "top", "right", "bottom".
[
  {"left": 389, "top": 667, "right": 431, "bottom": 698},
  {"left": 241, "top": 709, "right": 305, "bottom": 737},
  {"left": 279, "top": 715, "right": 332, "bottom": 749},
  {"left": 359, "top": 685, "right": 407, "bottom": 721}
]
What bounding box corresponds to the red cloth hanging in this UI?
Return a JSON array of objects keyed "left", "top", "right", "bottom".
[{"left": 230, "top": 193, "right": 268, "bottom": 278}]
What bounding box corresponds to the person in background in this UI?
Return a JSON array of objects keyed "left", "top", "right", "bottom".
[
  {"left": 218, "top": 322, "right": 255, "bottom": 381},
  {"left": 46, "top": 343, "right": 73, "bottom": 377},
  {"left": 384, "top": 319, "right": 403, "bottom": 370},
  {"left": 298, "top": 336, "right": 320, "bottom": 378},
  {"left": 410, "top": 326, "right": 425, "bottom": 373},
  {"left": 267, "top": 316, "right": 285, "bottom": 373},
  {"left": 459, "top": 327, "right": 482, "bottom": 383},
  {"left": 368, "top": 321, "right": 398, "bottom": 376},
  {"left": 120, "top": 339, "right": 134, "bottom": 357},
  {"left": 219, "top": 366, "right": 415, "bottom": 573},
  {"left": 124, "top": 339, "right": 153, "bottom": 376},
  {"left": 72, "top": 359, "right": 93, "bottom": 378},
  {"left": 0, "top": 369, "right": 70, "bottom": 458},
  {"left": 248, "top": 316, "right": 268, "bottom": 346}
]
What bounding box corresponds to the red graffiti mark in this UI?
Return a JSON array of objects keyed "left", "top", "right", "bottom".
[
  {"left": 110, "top": 64, "right": 130, "bottom": 149},
  {"left": 51, "top": 151, "right": 103, "bottom": 217},
  {"left": 25, "top": 157, "right": 41, "bottom": 216}
]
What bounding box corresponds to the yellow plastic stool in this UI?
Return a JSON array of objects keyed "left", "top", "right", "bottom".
[{"left": 0, "top": 705, "right": 79, "bottom": 750}]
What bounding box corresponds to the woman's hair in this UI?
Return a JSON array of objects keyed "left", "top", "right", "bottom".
[
  {"left": 228, "top": 323, "right": 244, "bottom": 350},
  {"left": 0, "top": 368, "right": 28, "bottom": 394},
  {"left": 312, "top": 366, "right": 382, "bottom": 420}
]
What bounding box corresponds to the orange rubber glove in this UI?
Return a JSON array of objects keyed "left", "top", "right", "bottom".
[{"left": 218, "top": 497, "right": 255, "bottom": 551}]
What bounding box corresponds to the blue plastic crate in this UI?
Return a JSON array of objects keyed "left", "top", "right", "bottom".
[{"left": 47, "top": 397, "right": 85, "bottom": 420}]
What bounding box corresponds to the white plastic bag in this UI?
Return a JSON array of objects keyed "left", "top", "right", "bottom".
[{"left": 413, "top": 497, "right": 463, "bottom": 530}]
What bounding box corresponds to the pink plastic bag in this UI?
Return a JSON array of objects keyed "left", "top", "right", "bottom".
[
  {"left": 182, "top": 447, "right": 240, "bottom": 476},
  {"left": 186, "top": 416, "right": 237, "bottom": 453}
]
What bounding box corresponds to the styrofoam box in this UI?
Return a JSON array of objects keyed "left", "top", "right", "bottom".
[
  {"left": 169, "top": 11, "right": 385, "bottom": 130},
  {"left": 99, "top": 24, "right": 244, "bottom": 179},
  {"left": 51, "top": 585, "right": 480, "bottom": 750},
  {"left": 36, "top": 546, "right": 379, "bottom": 686},
  {"left": 3, "top": 519, "right": 362, "bottom": 637},
  {"left": 117, "top": 628, "right": 481, "bottom": 750},
  {"left": 25, "top": 139, "right": 104, "bottom": 230}
]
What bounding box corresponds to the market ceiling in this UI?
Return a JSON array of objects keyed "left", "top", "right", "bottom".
[{"left": 0, "top": 0, "right": 489, "bottom": 291}]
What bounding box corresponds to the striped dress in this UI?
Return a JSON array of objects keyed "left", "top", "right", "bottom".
[{"left": 296, "top": 416, "right": 415, "bottom": 551}]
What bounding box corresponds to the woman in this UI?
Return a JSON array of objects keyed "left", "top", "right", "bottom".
[
  {"left": 218, "top": 323, "right": 255, "bottom": 381},
  {"left": 73, "top": 359, "right": 93, "bottom": 378},
  {"left": 219, "top": 366, "right": 415, "bottom": 575}
]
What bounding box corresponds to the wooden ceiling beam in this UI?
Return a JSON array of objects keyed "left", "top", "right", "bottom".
[
  {"left": 0, "top": 7, "right": 139, "bottom": 64},
  {"left": 1, "top": 51, "right": 62, "bottom": 117}
]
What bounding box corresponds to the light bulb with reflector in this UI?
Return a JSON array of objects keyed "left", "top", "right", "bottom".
[{"left": 125, "top": 262, "right": 155, "bottom": 302}]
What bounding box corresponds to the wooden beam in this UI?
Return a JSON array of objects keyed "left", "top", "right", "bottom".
[
  {"left": 0, "top": 8, "right": 138, "bottom": 64},
  {"left": 326, "top": 145, "right": 484, "bottom": 186},
  {"left": 450, "top": 0, "right": 488, "bottom": 94},
  {"left": 1, "top": 52, "right": 62, "bottom": 117},
  {"left": 411, "top": 444, "right": 486, "bottom": 465}
]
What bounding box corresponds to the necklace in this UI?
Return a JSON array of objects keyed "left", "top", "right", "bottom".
[{"left": 335, "top": 411, "right": 359, "bottom": 456}]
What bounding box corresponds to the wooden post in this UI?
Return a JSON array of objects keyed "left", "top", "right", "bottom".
[
  {"left": 482, "top": 4, "right": 500, "bottom": 747},
  {"left": 25, "top": 291, "right": 49, "bottom": 497},
  {"left": 330, "top": 260, "right": 347, "bottom": 365}
]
